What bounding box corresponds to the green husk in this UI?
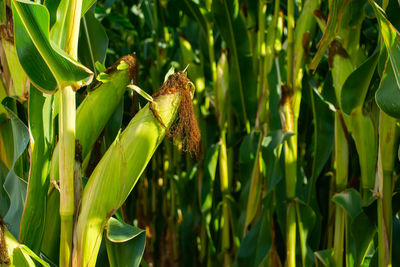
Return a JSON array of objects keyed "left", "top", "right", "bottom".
[
  {"left": 74, "top": 73, "right": 190, "bottom": 266},
  {"left": 50, "top": 56, "right": 137, "bottom": 180}
]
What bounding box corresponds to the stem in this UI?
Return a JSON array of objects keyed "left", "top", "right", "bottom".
[
  {"left": 220, "top": 127, "right": 230, "bottom": 265},
  {"left": 377, "top": 112, "right": 397, "bottom": 267},
  {"left": 287, "top": 202, "right": 296, "bottom": 267},
  {"left": 59, "top": 0, "right": 82, "bottom": 264},
  {"left": 287, "top": 0, "right": 295, "bottom": 89},
  {"left": 333, "top": 207, "right": 345, "bottom": 267},
  {"left": 59, "top": 86, "right": 76, "bottom": 267},
  {"left": 333, "top": 112, "right": 348, "bottom": 267}
]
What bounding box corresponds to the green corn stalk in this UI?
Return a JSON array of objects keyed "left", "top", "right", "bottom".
[
  {"left": 216, "top": 51, "right": 231, "bottom": 265},
  {"left": 377, "top": 112, "right": 397, "bottom": 267},
  {"left": 330, "top": 45, "right": 352, "bottom": 267},
  {"left": 282, "top": 0, "right": 297, "bottom": 265},
  {"left": 73, "top": 73, "right": 192, "bottom": 266}
]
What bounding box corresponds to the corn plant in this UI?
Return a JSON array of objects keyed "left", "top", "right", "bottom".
[{"left": 2, "top": 0, "right": 400, "bottom": 266}]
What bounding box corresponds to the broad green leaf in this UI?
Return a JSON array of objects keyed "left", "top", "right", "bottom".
[
  {"left": 78, "top": 10, "right": 109, "bottom": 75},
  {"left": 243, "top": 131, "right": 262, "bottom": 230},
  {"left": 375, "top": 59, "right": 400, "bottom": 118},
  {"left": 237, "top": 197, "right": 272, "bottom": 267},
  {"left": 268, "top": 60, "right": 282, "bottom": 130},
  {"left": 106, "top": 217, "right": 144, "bottom": 242},
  {"left": 19, "top": 85, "right": 53, "bottom": 252},
  {"left": 261, "top": 130, "right": 293, "bottom": 193},
  {"left": 44, "top": 0, "right": 61, "bottom": 29},
  {"left": 105, "top": 218, "right": 146, "bottom": 267},
  {"left": 393, "top": 216, "right": 400, "bottom": 266},
  {"left": 369, "top": 0, "right": 400, "bottom": 88},
  {"left": 350, "top": 211, "right": 376, "bottom": 267},
  {"left": 306, "top": 77, "right": 334, "bottom": 203},
  {"left": 341, "top": 52, "right": 379, "bottom": 115},
  {"left": 332, "top": 189, "right": 362, "bottom": 220},
  {"left": 12, "top": 0, "right": 93, "bottom": 93},
  {"left": 2, "top": 97, "right": 29, "bottom": 238},
  {"left": 40, "top": 188, "right": 60, "bottom": 264},
  {"left": 350, "top": 108, "right": 377, "bottom": 190},
  {"left": 212, "top": 0, "right": 257, "bottom": 127},
  {"left": 296, "top": 199, "right": 317, "bottom": 267},
  {"left": 180, "top": 0, "right": 208, "bottom": 40}
]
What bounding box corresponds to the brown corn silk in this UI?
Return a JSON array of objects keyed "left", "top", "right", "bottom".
[{"left": 151, "top": 72, "right": 201, "bottom": 158}]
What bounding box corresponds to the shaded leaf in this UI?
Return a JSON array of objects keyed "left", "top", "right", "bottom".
[
  {"left": 106, "top": 217, "right": 146, "bottom": 267},
  {"left": 19, "top": 85, "right": 53, "bottom": 252},
  {"left": 212, "top": 0, "right": 257, "bottom": 126},
  {"left": 79, "top": 10, "right": 109, "bottom": 74},
  {"left": 2, "top": 97, "right": 29, "bottom": 237},
  {"left": 237, "top": 197, "right": 272, "bottom": 267},
  {"left": 332, "top": 189, "right": 362, "bottom": 220},
  {"left": 375, "top": 59, "right": 400, "bottom": 118},
  {"left": 350, "top": 211, "right": 376, "bottom": 266},
  {"left": 341, "top": 52, "right": 379, "bottom": 115}
]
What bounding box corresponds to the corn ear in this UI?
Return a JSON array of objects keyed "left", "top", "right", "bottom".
[
  {"left": 51, "top": 56, "right": 137, "bottom": 180},
  {"left": 74, "top": 78, "right": 184, "bottom": 266}
]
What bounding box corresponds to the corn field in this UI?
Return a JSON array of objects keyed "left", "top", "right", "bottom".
[{"left": 0, "top": 0, "right": 400, "bottom": 266}]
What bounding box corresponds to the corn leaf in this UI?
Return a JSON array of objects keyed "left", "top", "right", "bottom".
[
  {"left": 105, "top": 217, "right": 146, "bottom": 267},
  {"left": 5, "top": 228, "right": 50, "bottom": 267},
  {"left": 2, "top": 97, "right": 29, "bottom": 238},
  {"left": 341, "top": 52, "right": 379, "bottom": 115},
  {"left": 350, "top": 109, "right": 377, "bottom": 189},
  {"left": 40, "top": 188, "right": 60, "bottom": 264},
  {"left": 350, "top": 212, "right": 376, "bottom": 267},
  {"left": 19, "top": 85, "right": 53, "bottom": 252},
  {"left": 180, "top": 0, "right": 208, "bottom": 40},
  {"left": 11, "top": 0, "right": 93, "bottom": 93},
  {"left": 296, "top": 199, "right": 317, "bottom": 267},
  {"left": 369, "top": 0, "right": 400, "bottom": 88},
  {"left": 237, "top": 197, "right": 272, "bottom": 267},
  {"left": 332, "top": 189, "right": 362, "bottom": 219},
  {"left": 78, "top": 10, "right": 109, "bottom": 74},
  {"left": 375, "top": 59, "right": 400, "bottom": 118},
  {"left": 212, "top": 0, "right": 256, "bottom": 127}
]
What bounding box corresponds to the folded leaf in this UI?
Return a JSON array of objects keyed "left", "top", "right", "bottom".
[{"left": 11, "top": 0, "right": 93, "bottom": 93}]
